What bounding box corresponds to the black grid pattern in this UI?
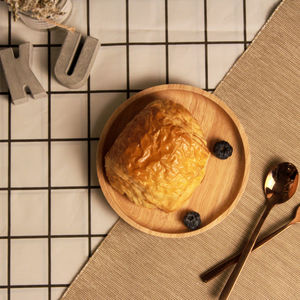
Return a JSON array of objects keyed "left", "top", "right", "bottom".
[
  {"left": 0, "top": 0, "right": 256, "bottom": 299},
  {"left": 6, "top": 9, "right": 12, "bottom": 299},
  {"left": 47, "top": 28, "right": 52, "bottom": 300}
]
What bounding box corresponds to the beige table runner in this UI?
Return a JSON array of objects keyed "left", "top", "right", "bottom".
[{"left": 62, "top": 0, "right": 300, "bottom": 299}]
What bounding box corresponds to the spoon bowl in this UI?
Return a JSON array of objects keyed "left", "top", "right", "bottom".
[{"left": 265, "top": 162, "right": 299, "bottom": 203}]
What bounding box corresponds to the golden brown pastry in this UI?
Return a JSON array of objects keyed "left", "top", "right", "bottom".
[{"left": 105, "top": 99, "right": 210, "bottom": 212}]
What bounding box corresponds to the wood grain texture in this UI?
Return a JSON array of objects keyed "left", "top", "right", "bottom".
[{"left": 97, "top": 84, "right": 250, "bottom": 238}]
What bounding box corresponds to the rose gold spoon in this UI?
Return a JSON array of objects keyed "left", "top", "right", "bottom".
[
  {"left": 201, "top": 204, "right": 300, "bottom": 282},
  {"left": 219, "top": 162, "right": 299, "bottom": 300}
]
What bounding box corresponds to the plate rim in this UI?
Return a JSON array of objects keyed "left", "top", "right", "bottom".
[{"left": 96, "top": 84, "right": 250, "bottom": 238}]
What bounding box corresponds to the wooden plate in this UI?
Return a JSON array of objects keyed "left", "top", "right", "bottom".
[{"left": 97, "top": 84, "right": 250, "bottom": 238}]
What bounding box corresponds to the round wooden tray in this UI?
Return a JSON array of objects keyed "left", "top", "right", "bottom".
[{"left": 97, "top": 84, "right": 250, "bottom": 238}]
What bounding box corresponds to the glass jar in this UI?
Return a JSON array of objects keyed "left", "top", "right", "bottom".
[{"left": 19, "top": 0, "right": 73, "bottom": 31}]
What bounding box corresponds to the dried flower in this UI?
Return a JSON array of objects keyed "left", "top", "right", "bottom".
[{"left": 5, "top": 0, "right": 64, "bottom": 21}]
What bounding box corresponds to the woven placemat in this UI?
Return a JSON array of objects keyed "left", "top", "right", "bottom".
[{"left": 62, "top": 0, "right": 300, "bottom": 299}]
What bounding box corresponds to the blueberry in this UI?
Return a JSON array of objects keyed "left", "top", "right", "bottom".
[
  {"left": 213, "top": 140, "right": 233, "bottom": 160},
  {"left": 183, "top": 211, "right": 201, "bottom": 231}
]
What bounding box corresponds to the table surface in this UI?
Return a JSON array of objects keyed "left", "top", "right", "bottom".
[{"left": 0, "top": 0, "right": 281, "bottom": 299}]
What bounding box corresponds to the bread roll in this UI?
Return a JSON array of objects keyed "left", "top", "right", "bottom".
[{"left": 105, "top": 99, "right": 210, "bottom": 212}]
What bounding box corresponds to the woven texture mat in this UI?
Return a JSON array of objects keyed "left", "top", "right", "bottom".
[{"left": 62, "top": 0, "right": 300, "bottom": 299}]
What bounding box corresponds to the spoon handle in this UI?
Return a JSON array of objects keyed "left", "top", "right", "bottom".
[
  {"left": 201, "top": 221, "right": 291, "bottom": 282},
  {"left": 219, "top": 202, "right": 274, "bottom": 300}
]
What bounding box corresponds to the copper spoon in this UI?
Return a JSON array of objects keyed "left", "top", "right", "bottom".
[
  {"left": 201, "top": 204, "right": 300, "bottom": 282},
  {"left": 219, "top": 162, "right": 299, "bottom": 300}
]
